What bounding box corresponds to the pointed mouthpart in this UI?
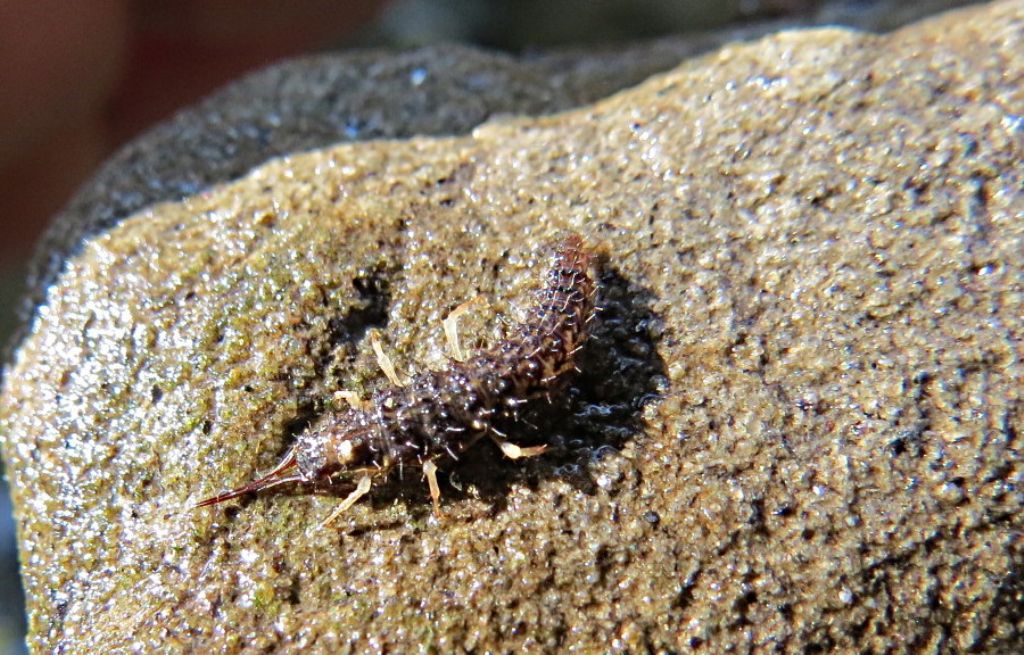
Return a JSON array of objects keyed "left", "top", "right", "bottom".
[{"left": 194, "top": 449, "right": 301, "bottom": 508}]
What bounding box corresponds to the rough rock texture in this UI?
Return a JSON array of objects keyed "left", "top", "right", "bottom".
[
  {"left": 15, "top": 0, "right": 985, "bottom": 340},
  {"left": 3, "top": 0, "right": 1024, "bottom": 653},
  {"left": 14, "top": 39, "right": 737, "bottom": 336}
]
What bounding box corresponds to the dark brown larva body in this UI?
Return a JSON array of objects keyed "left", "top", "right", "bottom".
[{"left": 197, "top": 234, "right": 595, "bottom": 516}]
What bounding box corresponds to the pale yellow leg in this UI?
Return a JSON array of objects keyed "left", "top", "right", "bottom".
[
  {"left": 442, "top": 295, "right": 487, "bottom": 361},
  {"left": 370, "top": 332, "right": 404, "bottom": 386},
  {"left": 422, "top": 460, "right": 442, "bottom": 518},
  {"left": 491, "top": 436, "right": 548, "bottom": 459},
  {"left": 333, "top": 390, "right": 367, "bottom": 410},
  {"left": 319, "top": 474, "right": 373, "bottom": 528}
]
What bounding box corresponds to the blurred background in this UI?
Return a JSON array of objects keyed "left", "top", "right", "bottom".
[{"left": 0, "top": 0, "right": 982, "bottom": 652}]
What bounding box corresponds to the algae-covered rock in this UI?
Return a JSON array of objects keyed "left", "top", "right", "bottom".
[
  {"left": 4, "top": 1, "right": 1024, "bottom": 652},
  {"left": 16, "top": 40, "right": 743, "bottom": 336}
]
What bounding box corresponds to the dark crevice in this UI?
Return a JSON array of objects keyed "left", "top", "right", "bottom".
[
  {"left": 328, "top": 266, "right": 393, "bottom": 350},
  {"left": 286, "top": 576, "right": 302, "bottom": 606},
  {"left": 297, "top": 264, "right": 394, "bottom": 414},
  {"left": 971, "top": 552, "right": 1024, "bottom": 652},
  {"left": 732, "top": 589, "right": 758, "bottom": 626},
  {"left": 281, "top": 399, "right": 318, "bottom": 442}
]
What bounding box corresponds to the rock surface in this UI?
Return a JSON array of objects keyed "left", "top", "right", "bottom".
[
  {"left": 3, "top": 1, "right": 1024, "bottom": 653},
  {"left": 15, "top": 0, "right": 985, "bottom": 337},
  {"left": 14, "top": 38, "right": 741, "bottom": 336}
]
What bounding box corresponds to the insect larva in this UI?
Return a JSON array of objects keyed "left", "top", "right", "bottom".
[{"left": 196, "top": 233, "right": 596, "bottom": 522}]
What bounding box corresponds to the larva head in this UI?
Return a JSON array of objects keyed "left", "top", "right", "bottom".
[
  {"left": 294, "top": 423, "right": 376, "bottom": 481},
  {"left": 194, "top": 424, "right": 377, "bottom": 509}
]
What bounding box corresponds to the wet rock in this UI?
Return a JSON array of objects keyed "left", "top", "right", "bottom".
[
  {"left": 15, "top": 40, "right": 735, "bottom": 335},
  {"left": 17, "top": 1, "right": 981, "bottom": 335},
  {"left": 3, "top": 1, "right": 1023, "bottom": 652}
]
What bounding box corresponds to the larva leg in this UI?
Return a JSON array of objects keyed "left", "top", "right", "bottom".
[
  {"left": 491, "top": 436, "right": 548, "bottom": 459},
  {"left": 333, "top": 390, "right": 367, "bottom": 410},
  {"left": 319, "top": 474, "right": 373, "bottom": 528},
  {"left": 422, "top": 460, "right": 442, "bottom": 517},
  {"left": 370, "top": 332, "right": 404, "bottom": 386},
  {"left": 442, "top": 296, "right": 488, "bottom": 361}
]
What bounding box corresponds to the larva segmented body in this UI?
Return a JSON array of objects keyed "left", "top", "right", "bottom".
[{"left": 197, "top": 233, "right": 595, "bottom": 519}]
